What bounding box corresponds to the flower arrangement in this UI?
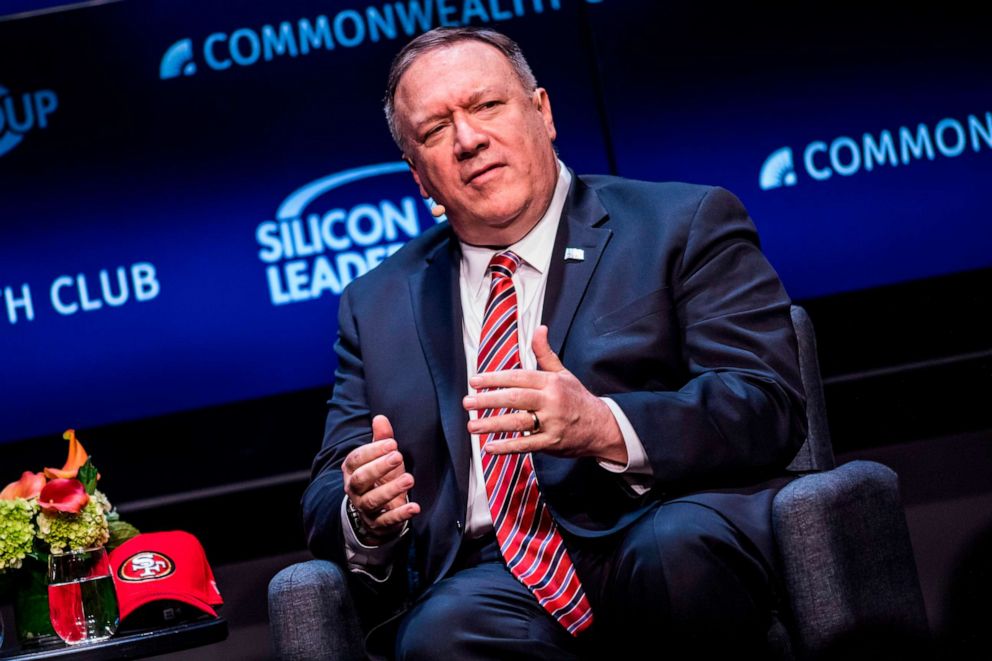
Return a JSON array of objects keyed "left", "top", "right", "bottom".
[
  {"left": 0, "top": 430, "right": 142, "bottom": 644},
  {"left": 0, "top": 429, "right": 139, "bottom": 573}
]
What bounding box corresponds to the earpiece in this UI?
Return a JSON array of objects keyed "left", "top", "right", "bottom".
[{"left": 431, "top": 204, "right": 446, "bottom": 218}]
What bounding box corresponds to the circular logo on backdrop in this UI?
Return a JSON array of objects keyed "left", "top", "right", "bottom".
[
  {"left": 0, "top": 84, "right": 59, "bottom": 159},
  {"left": 118, "top": 551, "right": 176, "bottom": 582}
]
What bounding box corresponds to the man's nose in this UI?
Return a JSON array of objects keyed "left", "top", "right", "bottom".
[{"left": 452, "top": 115, "right": 489, "bottom": 160}]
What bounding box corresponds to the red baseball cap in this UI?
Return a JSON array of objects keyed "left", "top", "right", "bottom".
[{"left": 109, "top": 531, "right": 223, "bottom": 623}]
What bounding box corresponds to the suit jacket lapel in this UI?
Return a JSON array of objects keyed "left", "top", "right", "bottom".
[
  {"left": 408, "top": 234, "right": 471, "bottom": 519},
  {"left": 542, "top": 173, "right": 612, "bottom": 356}
]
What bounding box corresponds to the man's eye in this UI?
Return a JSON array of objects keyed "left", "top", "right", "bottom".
[
  {"left": 480, "top": 101, "right": 500, "bottom": 110},
  {"left": 423, "top": 125, "right": 445, "bottom": 140}
]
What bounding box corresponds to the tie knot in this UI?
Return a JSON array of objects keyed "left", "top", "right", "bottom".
[{"left": 488, "top": 250, "right": 521, "bottom": 280}]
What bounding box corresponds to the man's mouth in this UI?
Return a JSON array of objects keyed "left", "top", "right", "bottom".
[{"left": 465, "top": 163, "right": 503, "bottom": 184}]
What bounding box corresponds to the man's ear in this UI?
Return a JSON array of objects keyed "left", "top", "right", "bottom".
[
  {"left": 532, "top": 88, "right": 557, "bottom": 142},
  {"left": 404, "top": 155, "right": 430, "bottom": 199}
]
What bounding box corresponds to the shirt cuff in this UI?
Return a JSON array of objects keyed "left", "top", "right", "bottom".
[
  {"left": 597, "top": 397, "right": 654, "bottom": 496},
  {"left": 341, "top": 497, "right": 408, "bottom": 583}
]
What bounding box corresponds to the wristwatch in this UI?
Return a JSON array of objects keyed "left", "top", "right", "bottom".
[{"left": 346, "top": 498, "right": 393, "bottom": 544}]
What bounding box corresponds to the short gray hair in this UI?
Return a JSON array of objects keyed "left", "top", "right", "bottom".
[{"left": 383, "top": 27, "right": 538, "bottom": 151}]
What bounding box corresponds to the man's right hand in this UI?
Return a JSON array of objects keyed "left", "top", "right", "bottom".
[{"left": 343, "top": 414, "right": 421, "bottom": 545}]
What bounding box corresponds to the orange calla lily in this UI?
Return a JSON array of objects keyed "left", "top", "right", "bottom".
[
  {"left": 0, "top": 471, "right": 46, "bottom": 500},
  {"left": 44, "top": 429, "right": 90, "bottom": 479}
]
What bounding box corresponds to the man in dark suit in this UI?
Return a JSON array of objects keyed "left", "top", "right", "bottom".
[{"left": 303, "top": 26, "right": 807, "bottom": 659}]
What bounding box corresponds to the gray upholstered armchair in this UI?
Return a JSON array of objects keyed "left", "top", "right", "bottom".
[{"left": 269, "top": 305, "right": 930, "bottom": 659}]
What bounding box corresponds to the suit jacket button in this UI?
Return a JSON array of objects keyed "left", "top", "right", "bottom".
[{"left": 456, "top": 520, "right": 463, "bottom": 532}]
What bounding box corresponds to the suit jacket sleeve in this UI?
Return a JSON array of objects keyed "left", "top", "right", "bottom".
[
  {"left": 301, "top": 284, "right": 409, "bottom": 589},
  {"left": 607, "top": 186, "right": 807, "bottom": 490}
]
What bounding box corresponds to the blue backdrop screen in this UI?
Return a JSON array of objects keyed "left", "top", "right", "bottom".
[{"left": 1, "top": 0, "right": 988, "bottom": 444}]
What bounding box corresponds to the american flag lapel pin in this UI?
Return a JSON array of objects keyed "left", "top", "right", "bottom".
[{"left": 564, "top": 247, "right": 585, "bottom": 262}]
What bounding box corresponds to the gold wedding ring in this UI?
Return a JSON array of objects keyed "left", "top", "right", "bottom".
[{"left": 530, "top": 411, "right": 541, "bottom": 433}]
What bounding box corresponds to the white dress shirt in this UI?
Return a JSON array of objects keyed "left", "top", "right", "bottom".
[{"left": 342, "top": 162, "right": 653, "bottom": 578}]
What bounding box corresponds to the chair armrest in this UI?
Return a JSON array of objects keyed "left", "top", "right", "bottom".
[
  {"left": 772, "top": 460, "right": 930, "bottom": 657},
  {"left": 268, "top": 559, "right": 366, "bottom": 661}
]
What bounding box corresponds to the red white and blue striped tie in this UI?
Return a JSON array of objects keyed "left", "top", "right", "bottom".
[{"left": 476, "top": 250, "right": 594, "bottom": 637}]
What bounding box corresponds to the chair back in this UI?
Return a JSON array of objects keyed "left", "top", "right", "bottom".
[{"left": 787, "top": 305, "right": 836, "bottom": 472}]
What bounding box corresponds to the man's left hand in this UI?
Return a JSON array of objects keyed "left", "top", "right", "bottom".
[{"left": 463, "top": 325, "right": 628, "bottom": 463}]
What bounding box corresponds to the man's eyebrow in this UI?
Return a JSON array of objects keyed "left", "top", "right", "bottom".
[
  {"left": 414, "top": 111, "right": 448, "bottom": 132},
  {"left": 413, "top": 88, "right": 501, "bottom": 131},
  {"left": 464, "top": 88, "right": 496, "bottom": 107}
]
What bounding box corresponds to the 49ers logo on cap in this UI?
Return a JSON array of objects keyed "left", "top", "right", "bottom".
[{"left": 118, "top": 551, "right": 176, "bottom": 582}]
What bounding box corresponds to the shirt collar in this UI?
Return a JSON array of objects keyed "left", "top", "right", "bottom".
[{"left": 460, "top": 160, "right": 571, "bottom": 298}]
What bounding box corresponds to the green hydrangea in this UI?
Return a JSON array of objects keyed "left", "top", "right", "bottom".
[
  {"left": 0, "top": 498, "right": 38, "bottom": 570},
  {"left": 91, "top": 489, "right": 112, "bottom": 514},
  {"left": 36, "top": 493, "right": 110, "bottom": 554}
]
